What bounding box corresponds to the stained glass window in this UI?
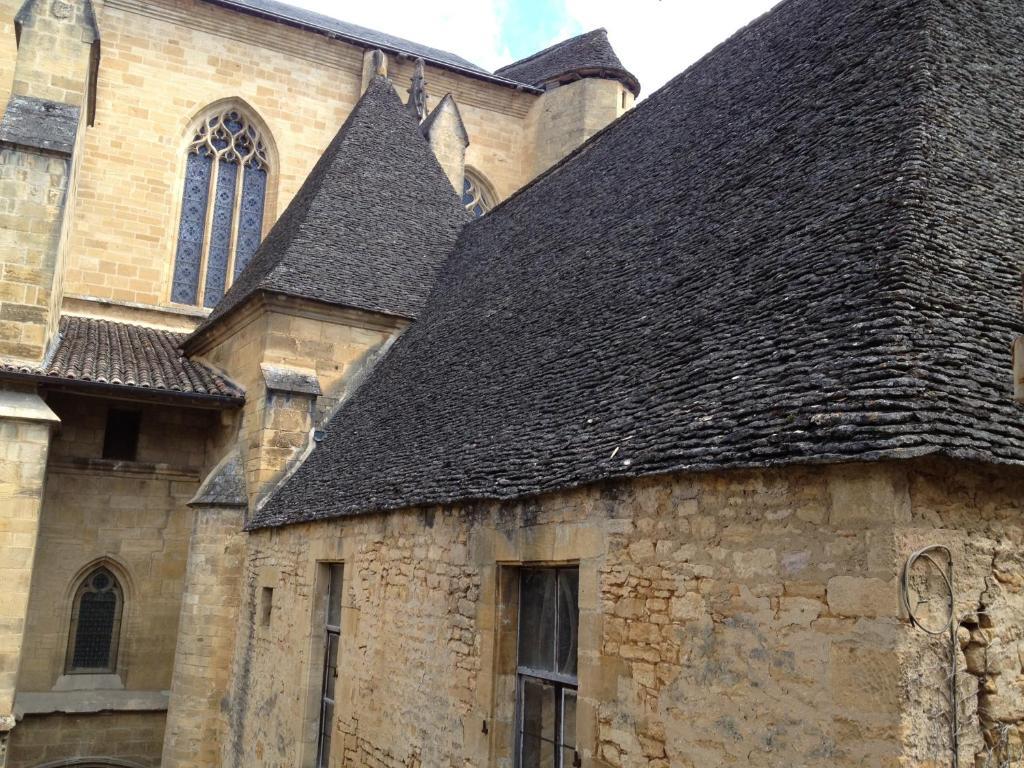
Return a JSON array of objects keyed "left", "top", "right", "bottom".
[
  {"left": 462, "top": 170, "right": 494, "bottom": 218},
  {"left": 66, "top": 567, "right": 123, "bottom": 673},
  {"left": 171, "top": 107, "right": 270, "bottom": 307}
]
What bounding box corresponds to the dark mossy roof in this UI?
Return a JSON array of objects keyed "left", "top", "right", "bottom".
[
  {"left": 495, "top": 29, "right": 640, "bottom": 96},
  {"left": 252, "top": 0, "right": 1024, "bottom": 528},
  {"left": 191, "top": 77, "right": 469, "bottom": 341}
]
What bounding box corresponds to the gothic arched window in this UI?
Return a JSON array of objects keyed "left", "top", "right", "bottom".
[
  {"left": 170, "top": 106, "right": 271, "bottom": 308},
  {"left": 66, "top": 567, "right": 123, "bottom": 673},
  {"left": 462, "top": 170, "right": 495, "bottom": 218}
]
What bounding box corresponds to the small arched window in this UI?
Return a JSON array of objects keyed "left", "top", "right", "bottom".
[
  {"left": 462, "top": 170, "right": 495, "bottom": 218},
  {"left": 170, "top": 106, "right": 271, "bottom": 308},
  {"left": 66, "top": 567, "right": 123, "bottom": 674}
]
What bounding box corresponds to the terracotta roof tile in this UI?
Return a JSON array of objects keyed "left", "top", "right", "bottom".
[{"left": 1, "top": 316, "right": 243, "bottom": 401}]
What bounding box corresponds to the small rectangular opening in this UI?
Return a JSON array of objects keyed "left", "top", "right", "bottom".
[
  {"left": 102, "top": 409, "right": 141, "bottom": 461},
  {"left": 260, "top": 587, "right": 273, "bottom": 627}
]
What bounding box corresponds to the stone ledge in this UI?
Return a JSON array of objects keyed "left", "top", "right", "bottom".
[
  {"left": 0, "top": 389, "right": 60, "bottom": 424},
  {"left": 48, "top": 457, "right": 199, "bottom": 480},
  {"left": 13, "top": 689, "right": 169, "bottom": 718}
]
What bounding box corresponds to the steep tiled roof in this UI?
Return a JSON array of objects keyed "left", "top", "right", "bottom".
[
  {"left": 495, "top": 29, "right": 639, "bottom": 96},
  {"left": 190, "top": 76, "right": 469, "bottom": 343},
  {"left": 253, "top": 0, "right": 1024, "bottom": 528},
  {"left": 0, "top": 316, "right": 243, "bottom": 401}
]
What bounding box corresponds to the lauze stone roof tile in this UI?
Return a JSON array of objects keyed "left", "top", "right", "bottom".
[
  {"left": 0, "top": 316, "right": 243, "bottom": 401},
  {"left": 191, "top": 76, "right": 469, "bottom": 342},
  {"left": 495, "top": 28, "right": 640, "bottom": 96},
  {"left": 253, "top": 0, "right": 1024, "bottom": 528}
]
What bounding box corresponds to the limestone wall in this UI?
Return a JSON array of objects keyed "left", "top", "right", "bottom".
[
  {"left": 527, "top": 78, "right": 632, "bottom": 178},
  {"left": 7, "top": 711, "right": 164, "bottom": 768},
  {"left": 195, "top": 299, "right": 406, "bottom": 504},
  {"left": 60, "top": 0, "right": 537, "bottom": 320},
  {"left": 7, "top": 392, "right": 219, "bottom": 768},
  {"left": 216, "top": 459, "right": 1024, "bottom": 767}
]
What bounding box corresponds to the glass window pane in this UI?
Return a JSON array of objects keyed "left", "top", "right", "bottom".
[
  {"left": 561, "top": 689, "right": 577, "bottom": 749},
  {"left": 171, "top": 151, "right": 212, "bottom": 304},
  {"left": 556, "top": 570, "right": 579, "bottom": 677},
  {"left": 73, "top": 591, "right": 116, "bottom": 668},
  {"left": 203, "top": 159, "right": 239, "bottom": 307},
  {"left": 324, "top": 632, "right": 339, "bottom": 700},
  {"left": 235, "top": 164, "right": 266, "bottom": 277},
  {"left": 318, "top": 699, "right": 334, "bottom": 768},
  {"left": 327, "top": 565, "right": 343, "bottom": 627},
  {"left": 518, "top": 570, "right": 556, "bottom": 672},
  {"left": 520, "top": 677, "right": 556, "bottom": 740}
]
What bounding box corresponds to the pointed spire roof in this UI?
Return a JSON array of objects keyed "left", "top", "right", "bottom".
[
  {"left": 496, "top": 29, "right": 640, "bottom": 96},
  {"left": 189, "top": 76, "right": 468, "bottom": 345}
]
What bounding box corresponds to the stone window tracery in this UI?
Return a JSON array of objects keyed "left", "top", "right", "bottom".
[
  {"left": 462, "top": 170, "right": 494, "bottom": 218},
  {"left": 66, "top": 567, "right": 123, "bottom": 674},
  {"left": 170, "top": 107, "right": 270, "bottom": 308}
]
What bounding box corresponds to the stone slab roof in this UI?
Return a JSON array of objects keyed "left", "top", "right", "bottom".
[
  {"left": 191, "top": 76, "right": 469, "bottom": 342},
  {"left": 253, "top": 0, "right": 1024, "bottom": 528},
  {"left": 495, "top": 29, "right": 640, "bottom": 96},
  {"left": 0, "top": 316, "right": 243, "bottom": 402},
  {"left": 0, "top": 96, "right": 79, "bottom": 155}
]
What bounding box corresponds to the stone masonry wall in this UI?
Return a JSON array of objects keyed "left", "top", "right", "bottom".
[
  {"left": 216, "top": 459, "right": 1024, "bottom": 768},
  {"left": 0, "top": 149, "right": 71, "bottom": 362},
  {"left": 527, "top": 78, "right": 632, "bottom": 178},
  {"left": 7, "top": 392, "right": 218, "bottom": 768},
  {"left": 62, "top": 0, "right": 537, "bottom": 317},
  {"left": 161, "top": 504, "right": 246, "bottom": 767},
  {"left": 7, "top": 711, "right": 164, "bottom": 768},
  {"left": 0, "top": 388, "right": 57, "bottom": 766}
]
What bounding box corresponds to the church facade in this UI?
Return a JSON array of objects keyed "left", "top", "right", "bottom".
[{"left": 1, "top": 0, "right": 1024, "bottom": 767}]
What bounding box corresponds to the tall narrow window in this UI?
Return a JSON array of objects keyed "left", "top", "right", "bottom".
[
  {"left": 171, "top": 107, "right": 270, "bottom": 308},
  {"left": 66, "top": 567, "right": 123, "bottom": 674},
  {"left": 316, "top": 564, "right": 344, "bottom": 768},
  {"left": 516, "top": 567, "right": 579, "bottom": 768},
  {"left": 462, "top": 170, "right": 495, "bottom": 218}
]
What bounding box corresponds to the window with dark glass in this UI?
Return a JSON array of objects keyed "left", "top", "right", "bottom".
[
  {"left": 462, "top": 171, "right": 494, "bottom": 218},
  {"left": 171, "top": 107, "right": 270, "bottom": 308},
  {"left": 316, "top": 564, "right": 343, "bottom": 768},
  {"left": 102, "top": 408, "right": 141, "bottom": 461},
  {"left": 517, "top": 567, "right": 579, "bottom": 768},
  {"left": 66, "top": 567, "right": 123, "bottom": 673}
]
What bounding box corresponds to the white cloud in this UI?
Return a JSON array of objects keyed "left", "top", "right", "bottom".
[
  {"left": 274, "top": 0, "right": 514, "bottom": 71},
  {"left": 558, "top": 0, "right": 783, "bottom": 97},
  {"left": 261, "top": 0, "right": 781, "bottom": 96}
]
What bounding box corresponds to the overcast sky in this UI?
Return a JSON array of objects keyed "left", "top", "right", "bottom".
[{"left": 283, "top": 0, "right": 783, "bottom": 97}]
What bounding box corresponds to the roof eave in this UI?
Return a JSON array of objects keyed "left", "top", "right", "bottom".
[
  {"left": 199, "top": 0, "right": 542, "bottom": 94},
  {"left": 0, "top": 369, "right": 245, "bottom": 409}
]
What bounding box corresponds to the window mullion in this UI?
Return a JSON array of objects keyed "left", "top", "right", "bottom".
[{"left": 224, "top": 158, "right": 246, "bottom": 292}]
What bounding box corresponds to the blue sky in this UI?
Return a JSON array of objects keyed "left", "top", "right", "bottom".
[{"left": 287, "top": 0, "right": 782, "bottom": 97}]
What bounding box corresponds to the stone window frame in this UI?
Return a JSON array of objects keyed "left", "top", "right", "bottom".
[
  {"left": 515, "top": 566, "right": 580, "bottom": 768},
  {"left": 298, "top": 560, "right": 347, "bottom": 768},
  {"left": 167, "top": 98, "right": 279, "bottom": 310},
  {"left": 463, "top": 167, "right": 497, "bottom": 218},
  {"left": 491, "top": 558, "right": 587, "bottom": 767},
  {"left": 61, "top": 559, "right": 132, "bottom": 678}
]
